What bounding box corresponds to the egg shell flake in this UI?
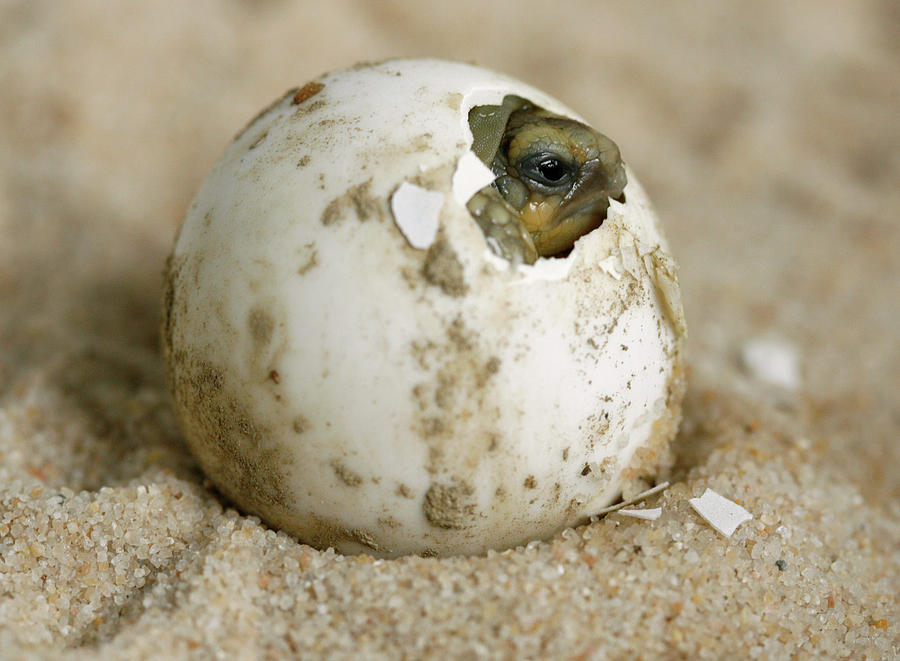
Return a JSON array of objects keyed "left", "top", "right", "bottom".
[{"left": 166, "top": 59, "right": 685, "bottom": 557}]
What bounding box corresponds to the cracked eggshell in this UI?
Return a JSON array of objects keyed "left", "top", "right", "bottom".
[{"left": 162, "top": 58, "right": 686, "bottom": 557}]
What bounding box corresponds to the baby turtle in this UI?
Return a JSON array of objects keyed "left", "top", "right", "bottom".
[{"left": 467, "top": 95, "right": 626, "bottom": 264}]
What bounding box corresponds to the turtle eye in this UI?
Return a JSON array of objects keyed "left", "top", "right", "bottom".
[
  {"left": 537, "top": 158, "right": 567, "bottom": 183},
  {"left": 518, "top": 153, "right": 576, "bottom": 192}
]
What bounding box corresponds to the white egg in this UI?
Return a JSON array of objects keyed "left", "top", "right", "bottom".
[{"left": 162, "top": 58, "right": 686, "bottom": 557}]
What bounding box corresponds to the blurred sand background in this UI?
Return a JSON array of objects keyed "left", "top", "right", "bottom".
[{"left": 0, "top": 1, "right": 897, "bottom": 658}]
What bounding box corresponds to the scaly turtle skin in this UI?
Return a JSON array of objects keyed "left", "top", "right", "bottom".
[{"left": 467, "top": 96, "right": 627, "bottom": 264}]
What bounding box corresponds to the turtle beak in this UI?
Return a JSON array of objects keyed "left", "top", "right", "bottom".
[
  {"left": 528, "top": 156, "right": 626, "bottom": 256},
  {"left": 555, "top": 157, "right": 626, "bottom": 225}
]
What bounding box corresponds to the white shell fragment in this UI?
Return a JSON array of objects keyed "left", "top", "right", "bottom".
[
  {"left": 597, "top": 254, "right": 625, "bottom": 281},
  {"left": 688, "top": 488, "right": 753, "bottom": 537},
  {"left": 740, "top": 337, "right": 800, "bottom": 390},
  {"left": 162, "top": 59, "right": 686, "bottom": 557},
  {"left": 451, "top": 151, "right": 496, "bottom": 206},
  {"left": 390, "top": 182, "right": 443, "bottom": 249},
  {"left": 618, "top": 508, "right": 662, "bottom": 521},
  {"left": 590, "top": 482, "right": 670, "bottom": 520}
]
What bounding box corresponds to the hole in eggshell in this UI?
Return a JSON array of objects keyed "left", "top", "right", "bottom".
[
  {"left": 460, "top": 94, "right": 627, "bottom": 265},
  {"left": 551, "top": 245, "right": 574, "bottom": 260},
  {"left": 390, "top": 182, "right": 443, "bottom": 250}
]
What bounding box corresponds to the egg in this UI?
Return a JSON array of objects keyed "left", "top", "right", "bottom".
[{"left": 162, "top": 58, "right": 686, "bottom": 557}]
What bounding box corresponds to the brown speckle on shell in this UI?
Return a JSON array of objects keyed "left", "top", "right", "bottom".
[
  {"left": 320, "top": 178, "right": 382, "bottom": 225},
  {"left": 292, "top": 416, "right": 310, "bottom": 434},
  {"left": 350, "top": 529, "right": 380, "bottom": 551},
  {"left": 291, "top": 81, "right": 324, "bottom": 106},
  {"left": 248, "top": 130, "right": 268, "bottom": 150},
  {"left": 331, "top": 461, "right": 363, "bottom": 488},
  {"left": 423, "top": 482, "right": 475, "bottom": 529},
  {"left": 247, "top": 307, "right": 275, "bottom": 347},
  {"left": 297, "top": 243, "right": 318, "bottom": 275},
  {"left": 421, "top": 234, "right": 467, "bottom": 297}
]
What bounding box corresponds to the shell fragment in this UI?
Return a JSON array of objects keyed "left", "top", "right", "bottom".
[
  {"left": 618, "top": 507, "right": 662, "bottom": 521},
  {"left": 688, "top": 488, "right": 753, "bottom": 537},
  {"left": 451, "top": 150, "right": 496, "bottom": 206}
]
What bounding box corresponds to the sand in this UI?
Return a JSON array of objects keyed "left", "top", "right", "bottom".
[{"left": 1, "top": 1, "right": 897, "bottom": 658}]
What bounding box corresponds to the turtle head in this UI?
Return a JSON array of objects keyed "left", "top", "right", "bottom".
[{"left": 499, "top": 109, "right": 626, "bottom": 257}]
